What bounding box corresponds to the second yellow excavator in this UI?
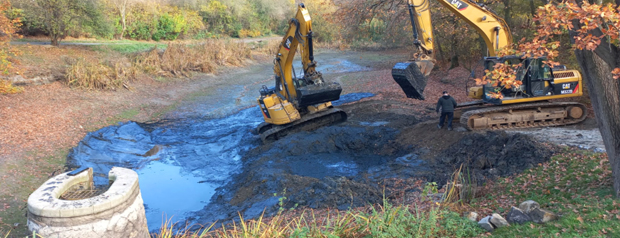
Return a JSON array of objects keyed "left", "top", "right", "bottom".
[
  {"left": 254, "top": 3, "right": 347, "bottom": 142},
  {"left": 392, "top": 0, "right": 587, "bottom": 130}
]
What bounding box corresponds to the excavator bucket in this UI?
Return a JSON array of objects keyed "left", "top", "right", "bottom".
[
  {"left": 391, "top": 60, "right": 434, "bottom": 100},
  {"left": 297, "top": 82, "right": 343, "bottom": 107}
]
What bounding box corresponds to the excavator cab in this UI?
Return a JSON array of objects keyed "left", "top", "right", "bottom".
[{"left": 481, "top": 56, "right": 571, "bottom": 105}]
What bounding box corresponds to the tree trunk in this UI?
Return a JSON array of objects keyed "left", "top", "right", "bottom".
[
  {"left": 119, "top": 0, "right": 127, "bottom": 40},
  {"left": 503, "top": 0, "right": 512, "bottom": 29},
  {"left": 120, "top": 14, "right": 126, "bottom": 40},
  {"left": 572, "top": 34, "right": 620, "bottom": 198},
  {"left": 51, "top": 35, "right": 60, "bottom": 47},
  {"left": 435, "top": 37, "right": 444, "bottom": 62}
]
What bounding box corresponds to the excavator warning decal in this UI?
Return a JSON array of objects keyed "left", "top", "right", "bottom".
[
  {"left": 448, "top": 0, "right": 469, "bottom": 11},
  {"left": 284, "top": 36, "right": 293, "bottom": 51}
]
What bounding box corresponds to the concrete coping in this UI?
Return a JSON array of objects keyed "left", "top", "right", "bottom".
[{"left": 28, "top": 167, "right": 140, "bottom": 218}]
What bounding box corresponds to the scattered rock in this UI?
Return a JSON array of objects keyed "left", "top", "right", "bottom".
[
  {"left": 529, "top": 208, "right": 557, "bottom": 224},
  {"left": 478, "top": 216, "right": 494, "bottom": 232},
  {"left": 506, "top": 206, "right": 532, "bottom": 224},
  {"left": 464, "top": 211, "right": 478, "bottom": 222},
  {"left": 142, "top": 145, "right": 161, "bottom": 157},
  {"left": 6, "top": 74, "right": 58, "bottom": 86},
  {"left": 490, "top": 213, "right": 510, "bottom": 228},
  {"left": 519, "top": 200, "right": 540, "bottom": 214}
]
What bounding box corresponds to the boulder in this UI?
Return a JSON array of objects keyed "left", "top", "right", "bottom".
[
  {"left": 464, "top": 211, "right": 479, "bottom": 222},
  {"left": 490, "top": 213, "right": 510, "bottom": 228},
  {"left": 478, "top": 216, "right": 494, "bottom": 232},
  {"left": 529, "top": 208, "right": 557, "bottom": 224},
  {"left": 519, "top": 200, "right": 540, "bottom": 214},
  {"left": 506, "top": 206, "right": 531, "bottom": 224}
]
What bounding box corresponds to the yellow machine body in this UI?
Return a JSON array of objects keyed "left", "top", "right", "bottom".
[
  {"left": 254, "top": 3, "right": 346, "bottom": 141},
  {"left": 258, "top": 95, "right": 301, "bottom": 125},
  {"left": 391, "top": 0, "right": 587, "bottom": 130}
]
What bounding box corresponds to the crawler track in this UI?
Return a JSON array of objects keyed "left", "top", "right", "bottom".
[
  {"left": 460, "top": 102, "right": 587, "bottom": 131},
  {"left": 259, "top": 108, "right": 347, "bottom": 143}
]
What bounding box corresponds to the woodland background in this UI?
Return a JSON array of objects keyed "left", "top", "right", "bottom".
[{"left": 5, "top": 0, "right": 564, "bottom": 68}]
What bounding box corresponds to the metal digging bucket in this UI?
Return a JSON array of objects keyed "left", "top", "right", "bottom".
[
  {"left": 391, "top": 60, "right": 434, "bottom": 100},
  {"left": 297, "top": 82, "right": 343, "bottom": 107}
]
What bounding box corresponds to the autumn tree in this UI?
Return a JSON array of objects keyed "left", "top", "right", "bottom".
[
  {"left": 480, "top": 1, "right": 620, "bottom": 197},
  {"left": 0, "top": 0, "right": 22, "bottom": 94},
  {"left": 33, "top": 0, "right": 103, "bottom": 46},
  {"left": 106, "top": 0, "right": 136, "bottom": 40}
]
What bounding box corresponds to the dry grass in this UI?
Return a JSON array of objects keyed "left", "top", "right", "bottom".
[
  {"left": 65, "top": 58, "right": 137, "bottom": 90},
  {"left": 154, "top": 180, "right": 483, "bottom": 238},
  {"left": 134, "top": 40, "right": 252, "bottom": 78},
  {"left": 252, "top": 39, "right": 282, "bottom": 56},
  {"left": 64, "top": 39, "right": 254, "bottom": 90}
]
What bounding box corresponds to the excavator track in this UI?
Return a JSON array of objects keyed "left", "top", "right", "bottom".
[
  {"left": 460, "top": 102, "right": 587, "bottom": 131},
  {"left": 259, "top": 107, "right": 347, "bottom": 143}
]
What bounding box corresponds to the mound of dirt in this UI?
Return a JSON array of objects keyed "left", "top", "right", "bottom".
[
  {"left": 426, "top": 131, "right": 557, "bottom": 184},
  {"left": 191, "top": 124, "right": 426, "bottom": 225}
]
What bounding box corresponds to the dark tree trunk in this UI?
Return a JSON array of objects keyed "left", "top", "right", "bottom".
[
  {"left": 50, "top": 33, "right": 62, "bottom": 47},
  {"left": 503, "top": 0, "right": 512, "bottom": 29},
  {"left": 449, "top": 19, "right": 460, "bottom": 69},
  {"left": 571, "top": 10, "right": 620, "bottom": 196},
  {"left": 435, "top": 37, "right": 444, "bottom": 62},
  {"left": 573, "top": 49, "right": 620, "bottom": 197}
]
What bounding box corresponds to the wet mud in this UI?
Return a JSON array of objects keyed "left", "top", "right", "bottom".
[
  {"left": 66, "top": 50, "right": 560, "bottom": 230},
  {"left": 67, "top": 108, "right": 263, "bottom": 229},
  {"left": 68, "top": 97, "right": 558, "bottom": 230}
]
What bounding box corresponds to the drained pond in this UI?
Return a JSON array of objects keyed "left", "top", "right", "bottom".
[{"left": 66, "top": 93, "right": 395, "bottom": 230}]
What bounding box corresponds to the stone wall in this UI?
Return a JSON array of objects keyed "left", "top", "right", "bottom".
[{"left": 27, "top": 167, "right": 149, "bottom": 238}]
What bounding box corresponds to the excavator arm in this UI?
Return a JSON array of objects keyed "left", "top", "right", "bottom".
[
  {"left": 393, "top": 0, "right": 513, "bottom": 100},
  {"left": 270, "top": 3, "right": 342, "bottom": 107},
  {"left": 408, "top": 0, "right": 512, "bottom": 57},
  {"left": 256, "top": 3, "right": 345, "bottom": 142}
]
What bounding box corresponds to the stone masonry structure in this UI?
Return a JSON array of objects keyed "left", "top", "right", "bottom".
[{"left": 27, "top": 167, "right": 149, "bottom": 238}]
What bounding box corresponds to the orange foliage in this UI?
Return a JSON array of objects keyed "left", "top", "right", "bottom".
[
  {"left": 0, "top": 0, "right": 22, "bottom": 94},
  {"left": 476, "top": 1, "right": 620, "bottom": 98}
]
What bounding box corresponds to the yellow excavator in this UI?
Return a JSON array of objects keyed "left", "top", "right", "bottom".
[
  {"left": 255, "top": 3, "right": 347, "bottom": 142},
  {"left": 392, "top": 0, "right": 587, "bottom": 130}
]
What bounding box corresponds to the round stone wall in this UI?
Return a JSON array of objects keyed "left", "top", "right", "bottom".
[{"left": 27, "top": 167, "right": 149, "bottom": 238}]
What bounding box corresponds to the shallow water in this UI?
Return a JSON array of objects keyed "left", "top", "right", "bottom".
[
  {"left": 67, "top": 93, "right": 375, "bottom": 230},
  {"left": 68, "top": 107, "right": 262, "bottom": 229}
]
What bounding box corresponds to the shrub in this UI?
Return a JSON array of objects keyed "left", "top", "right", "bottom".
[
  {"left": 65, "top": 58, "right": 136, "bottom": 90},
  {"left": 152, "top": 13, "right": 177, "bottom": 41}
]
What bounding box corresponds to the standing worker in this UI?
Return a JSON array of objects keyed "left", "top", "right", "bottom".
[{"left": 436, "top": 91, "right": 457, "bottom": 130}]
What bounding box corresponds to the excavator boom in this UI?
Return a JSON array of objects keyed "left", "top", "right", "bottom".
[{"left": 393, "top": 0, "right": 512, "bottom": 100}]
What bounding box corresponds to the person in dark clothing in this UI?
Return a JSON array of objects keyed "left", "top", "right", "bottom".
[{"left": 436, "top": 91, "right": 457, "bottom": 130}]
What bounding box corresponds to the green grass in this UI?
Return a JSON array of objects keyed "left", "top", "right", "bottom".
[
  {"left": 156, "top": 200, "right": 484, "bottom": 238},
  {"left": 0, "top": 149, "right": 68, "bottom": 235},
  {"left": 105, "top": 108, "right": 141, "bottom": 125},
  {"left": 470, "top": 149, "right": 620, "bottom": 237},
  {"left": 90, "top": 42, "right": 168, "bottom": 54}
]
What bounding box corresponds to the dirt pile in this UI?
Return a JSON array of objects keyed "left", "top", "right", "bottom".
[
  {"left": 427, "top": 131, "right": 557, "bottom": 184},
  {"left": 191, "top": 123, "right": 427, "bottom": 225}
]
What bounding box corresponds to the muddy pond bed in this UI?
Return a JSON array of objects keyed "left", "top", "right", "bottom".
[{"left": 67, "top": 92, "right": 557, "bottom": 231}]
